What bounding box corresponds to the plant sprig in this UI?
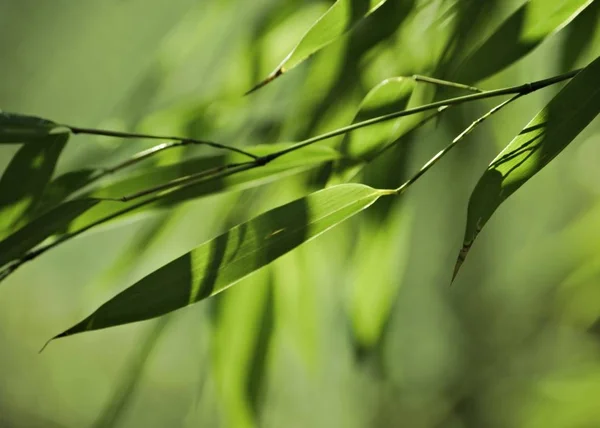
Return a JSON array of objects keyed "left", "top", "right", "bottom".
[{"left": 0, "top": 69, "right": 582, "bottom": 283}]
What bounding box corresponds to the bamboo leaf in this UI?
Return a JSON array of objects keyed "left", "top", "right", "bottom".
[
  {"left": 52, "top": 184, "right": 388, "bottom": 339},
  {"left": 0, "top": 112, "right": 64, "bottom": 144},
  {"left": 67, "top": 144, "right": 341, "bottom": 231},
  {"left": 0, "top": 199, "right": 99, "bottom": 268},
  {"left": 332, "top": 77, "right": 416, "bottom": 183},
  {"left": 453, "top": 0, "right": 595, "bottom": 83},
  {"left": 454, "top": 57, "right": 600, "bottom": 278},
  {"left": 247, "top": 0, "right": 387, "bottom": 93},
  {"left": 0, "top": 133, "right": 69, "bottom": 238}
]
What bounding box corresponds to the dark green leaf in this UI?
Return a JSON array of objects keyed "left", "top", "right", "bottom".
[
  {"left": 67, "top": 144, "right": 340, "bottom": 231},
  {"left": 0, "top": 132, "right": 69, "bottom": 238},
  {"left": 330, "top": 77, "right": 416, "bottom": 184},
  {"left": 454, "top": 56, "right": 600, "bottom": 278},
  {"left": 0, "top": 199, "right": 99, "bottom": 268},
  {"left": 453, "top": 0, "right": 595, "bottom": 83},
  {"left": 248, "top": 0, "right": 387, "bottom": 92},
  {"left": 53, "top": 183, "right": 389, "bottom": 338},
  {"left": 0, "top": 112, "right": 64, "bottom": 144}
]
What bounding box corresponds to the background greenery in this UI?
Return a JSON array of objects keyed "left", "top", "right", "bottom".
[{"left": 0, "top": 0, "right": 599, "bottom": 427}]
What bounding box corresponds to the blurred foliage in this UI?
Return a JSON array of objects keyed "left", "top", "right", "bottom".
[{"left": 0, "top": 0, "right": 599, "bottom": 427}]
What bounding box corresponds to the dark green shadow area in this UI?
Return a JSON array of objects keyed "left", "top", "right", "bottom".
[
  {"left": 300, "top": 0, "right": 415, "bottom": 139},
  {"left": 0, "top": 133, "right": 68, "bottom": 237},
  {"left": 53, "top": 191, "right": 311, "bottom": 338}
]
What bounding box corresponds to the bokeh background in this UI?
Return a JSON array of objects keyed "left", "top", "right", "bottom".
[{"left": 0, "top": 0, "right": 599, "bottom": 427}]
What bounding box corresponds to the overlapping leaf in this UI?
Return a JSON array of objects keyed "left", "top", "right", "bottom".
[
  {"left": 454, "top": 56, "right": 600, "bottom": 278},
  {"left": 52, "top": 184, "right": 389, "bottom": 338},
  {"left": 0, "top": 112, "right": 64, "bottom": 144},
  {"left": 0, "top": 143, "right": 340, "bottom": 273},
  {"left": 0, "top": 132, "right": 69, "bottom": 239},
  {"left": 452, "top": 0, "right": 595, "bottom": 83},
  {"left": 329, "top": 77, "right": 416, "bottom": 183},
  {"left": 248, "top": 0, "right": 387, "bottom": 93}
]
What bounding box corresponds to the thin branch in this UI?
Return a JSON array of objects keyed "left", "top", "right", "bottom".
[
  {"left": 66, "top": 125, "right": 259, "bottom": 160},
  {"left": 412, "top": 75, "right": 483, "bottom": 93},
  {"left": 99, "top": 161, "right": 255, "bottom": 202},
  {"left": 0, "top": 163, "right": 258, "bottom": 280},
  {"left": 393, "top": 94, "right": 522, "bottom": 194},
  {"left": 0, "top": 69, "right": 581, "bottom": 283},
  {"left": 264, "top": 68, "right": 580, "bottom": 161}
]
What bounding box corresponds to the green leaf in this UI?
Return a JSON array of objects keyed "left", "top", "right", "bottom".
[
  {"left": 52, "top": 183, "right": 389, "bottom": 338},
  {"left": 0, "top": 111, "right": 64, "bottom": 144},
  {"left": 247, "top": 0, "right": 387, "bottom": 93},
  {"left": 329, "top": 77, "right": 418, "bottom": 184},
  {"left": 453, "top": 0, "right": 595, "bottom": 83},
  {"left": 454, "top": 56, "right": 600, "bottom": 278},
  {"left": 0, "top": 199, "right": 99, "bottom": 268},
  {"left": 0, "top": 132, "right": 69, "bottom": 238},
  {"left": 67, "top": 143, "right": 341, "bottom": 231}
]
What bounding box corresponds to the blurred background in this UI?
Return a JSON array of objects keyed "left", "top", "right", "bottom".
[{"left": 0, "top": 0, "right": 599, "bottom": 427}]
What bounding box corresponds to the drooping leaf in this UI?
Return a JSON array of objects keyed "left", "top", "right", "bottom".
[
  {"left": 0, "top": 132, "right": 69, "bottom": 238},
  {"left": 247, "top": 0, "right": 387, "bottom": 93},
  {"left": 52, "top": 183, "right": 389, "bottom": 338},
  {"left": 454, "top": 56, "right": 600, "bottom": 278},
  {"left": 0, "top": 112, "right": 64, "bottom": 144},
  {"left": 452, "top": 0, "right": 595, "bottom": 83}
]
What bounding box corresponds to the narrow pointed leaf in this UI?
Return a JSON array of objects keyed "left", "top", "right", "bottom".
[
  {"left": 0, "top": 133, "right": 69, "bottom": 238},
  {"left": 52, "top": 184, "right": 388, "bottom": 338},
  {"left": 453, "top": 0, "right": 594, "bottom": 83},
  {"left": 0, "top": 199, "right": 99, "bottom": 268},
  {"left": 68, "top": 143, "right": 341, "bottom": 230},
  {"left": 248, "top": 0, "right": 387, "bottom": 93},
  {"left": 455, "top": 57, "right": 600, "bottom": 278},
  {"left": 0, "top": 112, "right": 64, "bottom": 144}
]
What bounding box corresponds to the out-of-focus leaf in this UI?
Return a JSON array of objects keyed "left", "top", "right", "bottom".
[
  {"left": 93, "top": 318, "right": 170, "bottom": 428},
  {"left": 68, "top": 143, "right": 341, "bottom": 231},
  {"left": 52, "top": 183, "right": 388, "bottom": 338},
  {"left": 560, "top": 0, "right": 600, "bottom": 70},
  {"left": 213, "top": 269, "right": 274, "bottom": 427},
  {"left": 0, "top": 133, "right": 69, "bottom": 238},
  {"left": 454, "top": 56, "right": 600, "bottom": 278},
  {"left": 330, "top": 77, "right": 415, "bottom": 183},
  {"left": 0, "top": 112, "right": 64, "bottom": 144},
  {"left": 452, "top": 0, "right": 595, "bottom": 83},
  {"left": 248, "top": 0, "right": 387, "bottom": 93},
  {"left": 0, "top": 199, "right": 99, "bottom": 268},
  {"left": 348, "top": 202, "right": 413, "bottom": 351}
]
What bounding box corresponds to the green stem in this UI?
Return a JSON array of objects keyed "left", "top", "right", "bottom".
[
  {"left": 412, "top": 75, "right": 483, "bottom": 93},
  {"left": 393, "top": 94, "right": 522, "bottom": 194},
  {"left": 0, "top": 69, "right": 581, "bottom": 283},
  {"left": 265, "top": 68, "right": 580, "bottom": 160},
  {"left": 66, "top": 125, "right": 259, "bottom": 160}
]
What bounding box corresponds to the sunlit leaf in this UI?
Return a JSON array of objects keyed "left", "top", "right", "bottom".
[
  {"left": 68, "top": 143, "right": 341, "bottom": 231},
  {"left": 452, "top": 0, "right": 595, "bottom": 83},
  {"left": 330, "top": 77, "right": 415, "bottom": 183},
  {"left": 52, "top": 183, "right": 390, "bottom": 338},
  {"left": 247, "top": 0, "right": 387, "bottom": 93},
  {"left": 0, "top": 133, "right": 69, "bottom": 239},
  {"left": 0, "top": 112, "right": 64, "bottom": 144},
  {"left": 454, "top": 56, "right": 600, "bottom": 278},
  {"left": 0, "top": 199, "right": 99, "bottom": 268}
]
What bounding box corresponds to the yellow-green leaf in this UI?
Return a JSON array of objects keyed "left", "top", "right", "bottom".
[
  {"left": 453, "top": 0, "right": 595, "bottom": 83},
  {"left": 248, "top": 0, "right": 387, "bottom": 93},
  {"left": 52, "top": 184, "right": 388, "bottom": 339},
  {"left": 454, "top": 56, "right": 600, "bottom": 278}
]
